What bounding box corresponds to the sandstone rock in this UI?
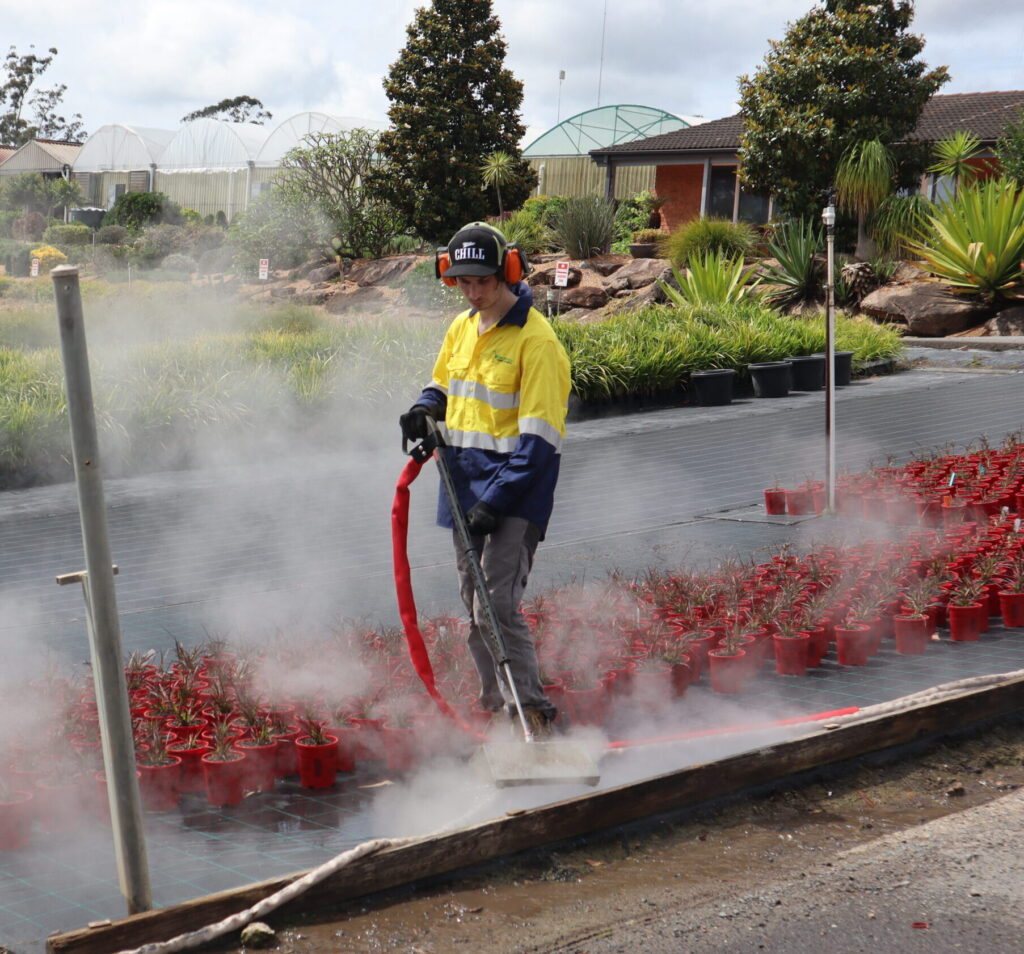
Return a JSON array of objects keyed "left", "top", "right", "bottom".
[
  {"left": 527, "top": 264, "right": 582, "bottom": 287},
  {"left": 305, "top": 262, "right": 341, "bottom": 284},
  {"left": 604, "top": 280, "right": 667, "bottom": 316},
  {"left": 269, "top": 285, "right": 296, "bottom": 299},
  {"left": 604, "top": 276, "right": 630, "bottom": 294},
  {"left": 985, "top": 306, "right": 1024, "bottom": 336},
  {"left": 294, "top": 286, "right": 336, "bottom": 306},
  {"left": 587, "top": 260, "right": 624, "bottom": 277},
  {"left": 561, "top": 285, "right": 609, "bottom": 309},
  {"left": 611, "top": 257, "right": 672, "bottom": 289},
  {"left": 346, "top": 255, "right": 419, "bottom": 286},
  {"left": 325, "top": 285, "right": 387, "bottom": 313},
  {"left": 891, "top": 261, "right": 929, "bottom": 284},
  {"left": 860, "top": 282, "right": 992, "bottom": 336}
]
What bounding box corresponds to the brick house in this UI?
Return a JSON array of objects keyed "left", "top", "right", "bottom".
[{"left": 589, "top": 91, "right": 1024, "bottom": 232}]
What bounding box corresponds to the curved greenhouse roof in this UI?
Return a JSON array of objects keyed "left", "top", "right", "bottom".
[
  {"left": 255, "top": 111, "right": 387, "bottom": 166},
  {"left": 523, "top": 104, "right": 699, "bottom": 158},
  {"left": 158, "top": 118, "right": 267, "bottom": 171},
  {"left": 74, "top": 124, "right": 176, "bottom": 172}
]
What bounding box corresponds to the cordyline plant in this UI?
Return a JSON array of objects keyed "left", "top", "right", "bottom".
[
  {"left": 949, "top": 577, "right": 985, "bottom": 607},
  {"left": 297, "top": 714, "right": 330, "bottom": 746},
  {"left": 899, "top": 574, "right": 940, "bottom": 617},
  {"left": 136, "top": 719, "right": 174, "bottom": 767}
]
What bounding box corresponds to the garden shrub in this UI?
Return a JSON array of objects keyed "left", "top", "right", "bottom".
[
  {"left": 662, "top": 217, "right": 757, "bottom": 267},
  {"left": 196, "top": 245, "right": 235, "bottom": 274},
  {"left": 612, "top": 190, "right": 661, "bottom": 252},
  {"left": 161, "top": 253, "right": 198, "bottom": 274},
  {"left": 489, "top": 208, "right": 549, "bottom": 256},
  {"left": 550, "top": 195, "right": 617, "bottom": 259},
  {"left": 96, "top": 224, "right": 129, "bottom": 245},
  {"left": 43, "top": 222, "right": 93, "bottom": 247},
  {"left": 11, "top": 212, "right": 47, "bottom": 242},
  {"left": 181, "top": 208, "right": 204, "bottom": 225},
  {"left": 630, "top": 228, "right": 665, "bottom": 245},
  {"left": 0, "top": 239, "right": 32, "bottom": 277},
  {"left": 521, "top": 194, "right": 568, "bottom": 227},
  {"left": 133, "top": 224, "right": 190, "bottom": 266},
  {"left": 29, "top": 245, "right": 68, "bottom": 272},
  {"left": 0, "top": 210, "right": 19, "bottom": 238},
  {"left": 103, "top": 192, "right": 183, "bottom": 230}
]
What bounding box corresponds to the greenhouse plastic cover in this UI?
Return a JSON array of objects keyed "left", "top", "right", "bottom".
[
  {"left": 66, "top": 124, "right": 175, "bottom": 172},
  {"left": 72, "top": 112, "right": 387, "bottom": 174},
  {"left": 523, "top": 104, "right": 700, "bottom": 157}
]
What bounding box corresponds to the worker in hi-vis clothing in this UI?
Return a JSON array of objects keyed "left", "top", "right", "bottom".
[{"left": 399, "top": 221, "right": 571, "bottom": 736}]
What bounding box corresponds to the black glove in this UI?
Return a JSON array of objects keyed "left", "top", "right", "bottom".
[
  {"left": 399, "top": 405, "right": 432, "bottom": 442},
  {"left": 466, "top": 501, "right": 502, "bottom": 536}
]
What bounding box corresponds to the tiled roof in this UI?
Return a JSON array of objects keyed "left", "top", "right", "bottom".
[{"left": 592, "top": 91, "right": 1024, "bottom": 158}]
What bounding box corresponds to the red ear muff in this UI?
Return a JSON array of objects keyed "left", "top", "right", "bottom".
[
  {"left": 435, "top": 249, "right": 457, "bottom": 287},
  {"left": 504, "top": 245, "right": 528, "bottom": 283}
]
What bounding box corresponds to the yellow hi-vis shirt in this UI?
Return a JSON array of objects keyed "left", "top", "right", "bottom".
[{"left": 417, "top": 286, "right": 570, "bottom": 532}]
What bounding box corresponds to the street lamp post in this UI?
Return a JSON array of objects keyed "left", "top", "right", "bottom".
[{"left": 822, "top": 196, "right": 837, "bottom": 513}]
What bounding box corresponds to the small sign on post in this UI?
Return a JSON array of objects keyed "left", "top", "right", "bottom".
[
  {"left": 30, "top": 258, "right": 40, "bottom": 277},
  {"left": 553, "top": 261, "right": 570, "bottom": 288},
  {"left": 258, "top": 258, "right": 270, "bottom": 280}
]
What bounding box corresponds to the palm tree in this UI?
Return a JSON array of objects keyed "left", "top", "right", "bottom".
[
  {"left": 927, "top": 130, "right": 983, "bottom": 198},
  {"left": 480, "top": 150, "right": 516, "bottom": 219},
  {"left": 835, "top": 138, "right": 895, "bottom": 261}
]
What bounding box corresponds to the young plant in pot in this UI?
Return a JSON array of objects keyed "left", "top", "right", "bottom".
[
  {"left": 295, "top": 713, "right": 338, "bottom": 789},
  {"left": 707, "top": 612, "right": 755, "bottom": 694},
  {"left": 764, "top": 479, "right": 787, "bottom": 516},
  {"left": 894, "top": 574, "right": 938, "bottom": 654},
  {"left": 236, "top": 715, "right": 279, "bottom": 793},
  {"left": 770, "top": 612, "right": 810, "bottom": 676},
  {"left": 997, "top": 552, "right": 1024, "bottom": 628},
  {"left": 947, "top": 576, "right": 985, "bottom": 642},
  {"left": 201, "top": 722, "right": 248, "bottom": 807},
  {"left": 135, "top": 719, "right": 181, "bottom": 812}
]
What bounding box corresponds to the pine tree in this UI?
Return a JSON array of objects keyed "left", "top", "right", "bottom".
[
  {"left": 373, "top": 0, "right": 536, "bottom": 242},
  {"left": 737, "top": 1, "right": 948, "bottom": 219}
]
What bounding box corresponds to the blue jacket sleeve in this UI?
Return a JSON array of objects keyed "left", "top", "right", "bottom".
[
  {"left": 477, "top": 434, "right": 558, "bottom": 514},
  {"left": 413, "top": 386, "right": 447, "bottom": 420}
]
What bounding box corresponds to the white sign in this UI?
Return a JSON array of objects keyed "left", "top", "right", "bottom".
[
  {"left": 553, "top": 261, "right": 570, "bottom": 288},
  {"left": 258, "top": 258, "right": 270, "bottom": 280},
  {"left": 30, "top": 258, "right": 40, "bottom": 277}
]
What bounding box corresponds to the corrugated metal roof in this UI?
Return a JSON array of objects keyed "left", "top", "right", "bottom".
[
  {"left": 591, "top": 91, "right": 1024, "bottom": 159},
  {"left": 0, "top": 139, "right": 82, "bottom": 173}
]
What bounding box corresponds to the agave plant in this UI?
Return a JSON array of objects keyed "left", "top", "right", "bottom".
[
  {"left": 659, "top": 251, "right": 759, "bottom": 308},
  {"left": 905, "top": 178, "right": 1024, "bottom": 300},
  {"left": 756, "top": 218, "right": 823, "bottom": 308}
]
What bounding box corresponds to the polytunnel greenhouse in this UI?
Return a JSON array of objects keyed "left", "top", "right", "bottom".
[
  {"left": 71, "top": 111, "right": 386, "bottom": 219},
  {"left": 522, "top": 104, "right": 702, "bottom": 198}
]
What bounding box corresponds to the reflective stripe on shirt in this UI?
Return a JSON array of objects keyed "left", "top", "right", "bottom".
[{"left": 448, "top": 378, "right": 520, "bottom": 410}]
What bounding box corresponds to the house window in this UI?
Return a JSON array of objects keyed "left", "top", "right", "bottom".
[{"left": 706, "top": 165, "right": 772, "bottom": 225}]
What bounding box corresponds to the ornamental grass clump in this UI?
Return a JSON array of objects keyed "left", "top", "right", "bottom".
[
  {"left": 661, "top": 217, "right": 756, "bottom": 268},
  {"left": 659, "top": 251, "right": 759, "bottom": 308},
  {"left": 550, "top": 196, "right": 617, "bottom": 259}
]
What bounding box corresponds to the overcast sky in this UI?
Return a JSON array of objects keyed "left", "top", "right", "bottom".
[{"left": 3, "top": 0, "right": 1023, "bottom": 145}]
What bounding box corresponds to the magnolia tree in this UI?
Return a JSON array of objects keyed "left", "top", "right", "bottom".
[
  {"left": 372, "top": 0, "right": 536, "bottom": 242},
  {"left": 737, "top": 1, "right": 948, "bottom": 220}
]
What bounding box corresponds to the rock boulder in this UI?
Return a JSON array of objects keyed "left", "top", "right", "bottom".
[
  {"left": 346, "top": 255, "right": 419, "bottom": 286},
  {"left": 859, "top": 283, "right": 993, "bottom": 336},
  {"left": 984, "top": 305, "right": 1024, "bottom": 336},
  {"left": 610, "top": 257, "right": 672, "bottom": 289}
]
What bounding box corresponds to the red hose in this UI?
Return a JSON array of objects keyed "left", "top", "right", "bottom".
[{"left": 393, "top": 461, "right": 858, "bottom": 752}]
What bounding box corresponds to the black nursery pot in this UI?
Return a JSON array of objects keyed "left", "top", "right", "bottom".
[
  {"left": 814, "top": 350, "right": 855, "bottom": 387},
  {"left": 748, "top": 361, "right": 792, "bottom": 399},
  {"left": 786, "top": 354, "right": 826, "bottom": 391},
  {"left": 689, "top": 368, "right": 736, "bottom": 406}
]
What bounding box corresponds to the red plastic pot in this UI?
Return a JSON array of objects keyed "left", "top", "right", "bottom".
[
  {"left": 948, "top": 603, "right": 983, "bottom": 642},
  {"left": 803, "top": 626, "right": 829, "bottom": 667},
  {"left": 999, "top": 591, "right": 1024, "bottom": 628},
  {"left": 381, "top": 725, "right": 416, "bottom": 773},
  {"left": 764, "top": 489, "right": 787, "bottom": 515},
  {"left": 785, "top": 489, "right": 813, "bottom": 515},
  {"left": 136, "top": 756, "right": 182, "bottom": 812},
  {"left": 708, "top": 649, "right": 750, "bottom": 694},
  {"left": 0, "top": 790, "right": 34, "bottom": 851},
  {"left": 295, "top": 736, "right": 338, "bottom": 789},
  {"left": 772, "top": 634, "right": 809, "bottom": 675},
  {"left": 167, "top": 740, "right": 211, "bottom": 794},
  {"left": 201, "top": 751, "right": 248, "bottom": 806},
  {"left": 835, "top": 624, "right": 872, "bottom": 666},
  {"left": 669, "top": 660, "right": 692, "bottom": 696},
  {"left": 237, "top": 739, "right": 279, "bottom": 793},
  {"left": 893, "top": 615, "right": 930, "bottom": 655}
]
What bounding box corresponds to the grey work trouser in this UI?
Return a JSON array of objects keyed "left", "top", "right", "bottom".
[{"left": 453, "top": 516, "right": 555, "bottom": 720}]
